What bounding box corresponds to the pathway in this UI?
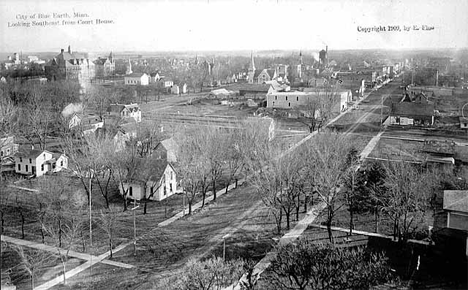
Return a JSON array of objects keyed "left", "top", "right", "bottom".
[
  {"left": 225, "top": 80, "right": 392, "bottom": 290},
  {"left": 27, "top": 178, "right": 246, "bottom": 290}
]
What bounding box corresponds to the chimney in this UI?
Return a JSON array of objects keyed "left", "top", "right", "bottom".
[
  {"left": 61, "top": 49, "right": 64, "bottom": 53},
  {"left": 68, "top": 45, "right": 71, "bottom": 53}
]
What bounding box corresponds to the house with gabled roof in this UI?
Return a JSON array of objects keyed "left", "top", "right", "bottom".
[
  {"left": 153, "top": 137, "right": 179, "bottom": 163},
  {"left": 14, "top": 149, "right": 68, "bottom": 177},
  {"left": 256, "top": 69, "right": 277, "bottom": 84},
  {"left": 389, "top": 102, "right": 435, "bottom": 126},
  {"left": 119, "top": 159, "right": 177, "bottom": 201},
  {"left": 106, "top": 103, "right": 141, "bottom": 123},
  {"left": 124, "top": 73, "right": 149, "bottom": 86}
]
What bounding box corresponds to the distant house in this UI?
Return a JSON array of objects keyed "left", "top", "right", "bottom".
[
  {"left": 119, "top": 160, "right": 177, "bottom": 201},
  {"left": 180, "top": 83, "right": 187, "bottom": 94},
  {"left": 1, "top": 136, "right": 19, "bottom": 159},
  {"left": 159, "top": 78, "right": 174, "bottom": 88},
  {"left": 459, "top": 117, "right": 468, "bottom": 129},
  {"left": 149, "top": 72, "right": 161, "bottom": 83},
  {"left": 14, "top": 149, "right": 68, "bottom": 177},
  {"left": 124, "top": 73, "right": 149, "bottom": 86},
  {"left": 171, "top": 84, "right": 180, "bottom": 95},
  {"left": 153, "top": 138, "right": 179, "bottom": 163},
  {"left": 443, "top": 190, "right": 468, "bottom": 232},
  {"left": 267, "top": 89, "right": 352, "bottom": 113},
  {"left": 257, "top": 69, "right": 277, "bottom": 84},
  {"left": 1, "top": 136, "right": 19, "bottom": 173},
  {"left": 68, "top": 113, "right": 103, "bottom": 130},
  {"left": 389, "top": 102, "right": 434, "bottom": 126},
  {"left": 94, "top": 127, "right": 135, "bottom": 152},
  {"left": 421, "top": 139, "right": 456, "bottom": 170},
  {"left": 106, "top": 103, "right": 141, "bottom": 123}
]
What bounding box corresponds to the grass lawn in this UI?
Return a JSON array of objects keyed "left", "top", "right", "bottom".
[{"left": 368, "top": 136, "right": 424, "bottom": 162}]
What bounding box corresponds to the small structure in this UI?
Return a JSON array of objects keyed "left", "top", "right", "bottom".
[
  {"left": 159, "top": 78, "right": 174, "bottom": 89},
  {"left": 171, "top": 84, "right": 180, "bottom": 95},
  {"left": 119, "top": 160, "right": 177, "bottom": 201},
  {"left": 106, "top": 103, "right": 141, "bottom": 123},
  {"left": 443, "top": 190, "right": 468, "bottom": 232},
  {"left": 149, "top": 72, "right": 161, "bottom": 83},
  {"left": 459, "top": 117, "right": 468, "bottom": 129},
  {"left": 1, "top": 136, "right": 19, "bottom": 159},
  {"left": 124, "top": 73, "right": 149, "bottom": 86}
]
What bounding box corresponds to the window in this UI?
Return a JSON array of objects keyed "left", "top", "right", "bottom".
[
  {"left": 60, "top": 160, "right": 63, "bottom": 167},
  {"left": 164, "top": 186, "right": 167, "bottom": 196},
  {"left": 170, "top": 183, "right": 173, "bottom": 192},
  {"left": 43, "top": 154, "right": 46, "bottom": 159},
  {"left": 129, "top": 186, "right": 133, "bottom": 196},
  {"left": 275, "top": 95, "right": 277, "bottom": 100},
  {"left": 150, "top": 186, "right": 154, "bottom": 194},
  {"left": 20, "top": 157, "right": 22, "bottom": 162},
  {"left": 18, "top": 164, "right": 21, "bottom": 171},
  {"left": 26, "top": 165, "right": 28, "bottom": 172},
  {"left": 286, "top": 96, "right": 288, "bottom": 101},
  {"left": 288, "top": 103, "right": 291, "bottom": 107},
  {"left": 297, "top": 97, "right": 299, "bottom": 101},
  {"left": 41, "top": 164, "right": 44, "bottom": 171},
  {"left": 29, "top": 158, "right": 32, "bottom": 163}
]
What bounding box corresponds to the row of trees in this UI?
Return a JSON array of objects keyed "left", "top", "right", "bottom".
[
  {"left": 159, "top": 239, "right": 395, "bottom": 290},
  {"left": 176, "top": 118, "right": 270, "bottom": 214},
  {"left": 248, "top": 131, "right": 358, "bottom": 239}
]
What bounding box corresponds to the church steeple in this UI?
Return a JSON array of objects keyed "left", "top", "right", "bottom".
[
  {"left": 249, "top": 51, "right": 256, "bottom": 72},
  {"left": 247, "top": 51, "right": 256, "bottom": 84},
  {"left": 126, "top": 59, "right": 132, "bottom": 75}
]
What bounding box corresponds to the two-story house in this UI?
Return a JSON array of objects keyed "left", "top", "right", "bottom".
[
  {"left": 14, "top": 149, "right": 68, "bottom": 177},
  {"left": 106, "top": 104, "right": 141, "bottom": 123}
]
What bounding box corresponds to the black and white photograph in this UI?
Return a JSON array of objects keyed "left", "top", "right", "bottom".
[{"left": 1, "top": 0, "right": 467, "bottom": 289}]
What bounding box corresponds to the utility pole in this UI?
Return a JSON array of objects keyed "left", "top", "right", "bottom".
[
  {"left": 89, "top": 170, "right": 93, "bottom": 247},
  {"left": 381, "top": 95, "right": 383, "bottom": 127},
  {"left": 132, "top": 199, "right": 139, "bottom": 256}
]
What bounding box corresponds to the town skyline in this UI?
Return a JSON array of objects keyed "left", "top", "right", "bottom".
[{"left": 1, "top": 0, "right": 467, "bottom": 53}]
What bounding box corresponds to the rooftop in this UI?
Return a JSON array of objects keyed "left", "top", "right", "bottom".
[{"left": 443, "top": 190, "right": 468, "bottom": 213}]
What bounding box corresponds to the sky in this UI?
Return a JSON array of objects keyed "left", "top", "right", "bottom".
[{"left": 0, "top": 0, "right": 467, "bottom": 53}]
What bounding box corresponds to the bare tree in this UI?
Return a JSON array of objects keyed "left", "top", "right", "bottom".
[
  {"left": 10, "top": 244, "right": 56, "bottom": 289},
  {"left": 161, "top": 257, "right": 245, "bottom": 290},
  {"left": 378, "top": 161, "right": 436, "bottom": 242},
  {"left": 302, "top": 131, "right": 356, "bottom": 243},
  {"left": 98, "top": 205, "right": 119, "bottom": 258}
]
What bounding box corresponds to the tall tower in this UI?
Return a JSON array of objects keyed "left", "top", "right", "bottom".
[
  {"left": 297, "top": 51, "right": 303, "bottom": 80},
  {"left": 247, "top": 52, "right": 256, "bottom": 84},
  {"left": 126, "top": 59, "right": 132, "bottom": 75}
]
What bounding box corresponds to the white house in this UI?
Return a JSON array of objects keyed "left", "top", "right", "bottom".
[
  {"left": 106, "top": 103, "right": 141, "bottom": 123},
  {"left": 120, "top": 160, "right": 178, "bottom": 201},
  {"left": 171, "top": 84, "right": 180, "bottom": 95},
  {"left": 266, "top": 89, "right": 352, "bottom": 113},
  {"left": 159, "top": 78, "right": 174, "bottom": 88},
  {"left": 124, "top": 73, "right": 149, "bottom": 86},
  {"left": 14, "top": 149, "right": 68, "bottom": 177},
  {"left": 153, "top": 137, "right": 179, "bottom": 163},
  {"left": 149, "top": 72, "right": 161, "bottom": 83}
]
